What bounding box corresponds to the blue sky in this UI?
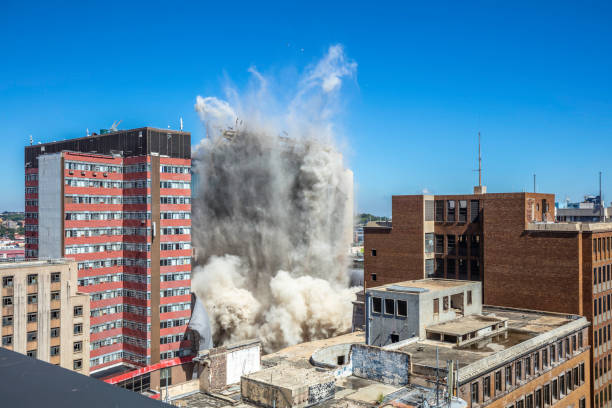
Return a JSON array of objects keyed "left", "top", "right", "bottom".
[{"left": 1, "top": 1, "right": 612, "bottom": 215}]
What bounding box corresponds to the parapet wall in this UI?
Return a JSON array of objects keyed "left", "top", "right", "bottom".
[{"left": 351, "top": 344, "right": 411, "bottom": 385}]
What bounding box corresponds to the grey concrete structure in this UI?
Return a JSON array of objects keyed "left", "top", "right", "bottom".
[
  {"left": 365, "top": 279, "right": 481, "bottom": 346},
  {"left": 37, "top": 153, "right": 63, "bottom": 259}
]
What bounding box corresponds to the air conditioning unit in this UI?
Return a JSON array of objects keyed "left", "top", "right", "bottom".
[
  {"left": 69, "top": 170, "right": 74, "bottom": 175},
  {"left": 92, "top": 172, "right": 97, "bottom": 177},
  {"left": 81, "top": 171, "right": 85, "bottom": 176},
  {"left": 103, "top": 172, "right": 108, "bottom": 177}
]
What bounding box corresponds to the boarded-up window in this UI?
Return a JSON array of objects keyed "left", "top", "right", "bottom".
[
  {"left": 425, "top": 200, "right": 434, "bottom": 221},
  {"left": 433, "top": 298, "right": 439, "bottom": 314}
]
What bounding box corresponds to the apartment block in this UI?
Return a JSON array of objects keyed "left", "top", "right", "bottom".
[
  {"left": 24, "top": 128, "right": 193, "bottom": 374},
  {"left": 0, "top": 258, "right": 89, "bottom": 373},
  {"left": 364, "top": 189, "right": 612, "bottom": 407}
]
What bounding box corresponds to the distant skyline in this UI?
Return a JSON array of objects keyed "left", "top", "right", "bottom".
[{"left": 2, "top": 1, "right": 612, "bottom": 215}]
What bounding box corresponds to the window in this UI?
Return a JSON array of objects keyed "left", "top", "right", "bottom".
[
  {"left": 447, "top": 235, "right": 456, "bottom": 255},
  {"left": 580, "top": 362, "right": 585, "bottom": 382},
  {"left": 27, "top": 331, "right": 37, "bottom": 342},
  {"left": 483, "top": 376, "right": 491, "bottom": 399},
  {"left": 425, "top": 233, "right": 434, "bottom": 253},
  {"left": 578, "top": 331, "right": 583, "bottom": 348},
  {"left": 50, "top": 309, "right": 60, "bottom": 319},
  {"left": 51, "top": 291, "right": 60, "bottom": 301},
  {"left": 535, "top": 389, "right": 542, "bottom": 408},
  {"left": 435, "top": 200, "right": 444, "bottom": 221},
  {"left": 160, "top": 368, "right": 172, "bottom": 388},
  {"left": 27, "top": 274, "right": 37, "bottom": 285},
  {"left": 534, "top": 351, "right": 540, "bottom": 372},
  {"left": 50, "top": 327, "right": 60, "bottom": 338},
  {"left": 515, "top": 360, "right": 522, "bottom": 381},
  {"left": 552, "top": 379, "right": 558, "bottom": 400},
  {"left": 559, "top": 374, "right": 565, "bottom": 397},
  {"left": 50, "top": 272, "right": 61, "bottom": 283},
  {"left": 73, "top": 323, "right": 83, "bottom": 335},
  {"left": 443, "top": 296, "right": 449, "bottom": 311},
  {"left": 27, "top": 294, "right": 37, "bottom": 304},
  {"left": 551, "top": 344, "right": 556, "bottom": 362},
  {"left": 397, "top": 300, "right": 407, "bottom": 317},
  {"left": 459, "top": 200, "right": 467, "bottom": 222},
  {"left": 50, "top": 346, "right": 60, "bottom": 356},
  {"left": 2, "top": 315, "right": 13, "bottom": 326},
  {"left": 371, "top": 249, "right": 376, "bottom": 257},
  {"left": 425, "top": 259, "right": 434, "bottom": 277},
  {"left": 435, "top": 235, "right": 444, "bottom": 254},
  {"left": 526, "top": 394, "right": 533, "bottom": 408},
  {"left": 470, "top": 200, "right": 480, "bottom": 222},
  {"left": 542, "top": 347, "right": 548, "bottom": 367},
  {"left": 27, "top": 312, "right": 37, "bottom": 323},
  {"left": 434, "top": 298, "right": 439, "bottom": 314},
  {"left": 384, "top": 298, "right": 395, "bottom": 315},
  {"left": 505, "top": 365, "right": 512, "bottom": 387},
  {"left": 2, "top": 335, "right": 12, "bottom": 346},
  {"left": 495, "top": 370, "right": 502, "bottom": 392},
  {"left": 73, "top": 359, "right": 83, "bottom": 370},
  {"left": 525, "top": 356, "right": 532, "bottom": 376},
  {"left": 74, "top": 306, "right": 83, "bottom": 316},
  {"left": 447, "top": 201, "right": 456, "bottom": 222},
  {"left": 517, "top": 399, "right": 524, "bottom": 408},
  {"left": 2, "top": 296, "right": 13, "bottom": 306},
  {"left": 27, "top": 350, "right": 37, "bottom": 358},
  {"left": 544, "top": 384, "right": 550, "bottom": 406},
  {"left": 390, "top": 333, "right": 400, "bottom": 343},
  {"left": 2, "top": 276, "right": 13, "bottom": 287},
  {"left": 370, "top": 273, "right": 377, "bottom": 281},
  {"left": 372, "top": 297, "right": 382, "bottom": 313},
  {"left": 471, "top": 382, "right": 479, "bottom": 403},
  {"left": 74, "top": 341, "right": 83, "bottom": 353},
  {"left": 467, "top": 290, "right": 473, "bottom": 305},
  {"left": 579, "top": 397, "right": 585, "bottom": 408}
]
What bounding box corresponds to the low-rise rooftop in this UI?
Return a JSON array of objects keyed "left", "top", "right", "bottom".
[{"left": 368, "top": 278, "right": 477, "bottom": 293}]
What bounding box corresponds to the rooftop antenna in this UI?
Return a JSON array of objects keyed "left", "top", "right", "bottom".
[
  {"left": 180, "top": 117, "right": 183, "bottom": 131},
  {"left": 86, "top": 128, "right": 90, "bottom": 137},
  {"left": 473, "top": 132, "right": 486, "bottom": 194},
  {"left": 29, "top": 135, "right": 33, "bottom": 146},
  {"left": 533, "top": 174, "right": 536, "bottom": 193},
  {"left": 600, "top": 171, "right": 604, "bottom": 222}
]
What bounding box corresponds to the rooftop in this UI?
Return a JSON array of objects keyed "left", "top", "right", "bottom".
[
  {"left": 426, "top": 314, "right": 507, "bottom": 337},
  {"left": 400, "top": 306, "right": 587, "bottom": 382},
  {"left": 368, "top": 278, "right": 477, "bottom": 293},
  {"left": 0, "top": 257, "right": 74, "bottom": 270},
  {"left": 244, "top": 366, "right": 334, "bottom": 389},
  {"left": 527, "top": 221, "right": 612, "bottom": 233},
  {"left": 0, "top": 347, "right": 170, "bottom": 408}
]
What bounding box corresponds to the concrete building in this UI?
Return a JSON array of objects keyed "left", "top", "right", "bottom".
[
  {"left": 24, "top": 128, "right": 193, "bottom": 374},
  {"left": 364, "top": 189, "right": 612, "bottom": 407},
  {"left": 0, "top": 258, "right": 90, "bottom": 373},
  {"left": 365, "top": 280, "right": 481, "bottom": 345},
  {"left": 362, "top": 279, "right": 591, "bottom": 408}
]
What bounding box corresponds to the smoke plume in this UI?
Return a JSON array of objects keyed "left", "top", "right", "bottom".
[{"left": 191, "top": 45, "right": 358, "bottom": 352}]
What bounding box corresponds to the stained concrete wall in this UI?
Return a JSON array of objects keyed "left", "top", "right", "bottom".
[
  {"left": 226, "top": 343, "right": 261, "bottom": 385},
  {"left": 351, "top": 344, "right": 411, "bottom": 386},
  {"left": 38, "top": 153, "right": 62, "bottom": 259}
]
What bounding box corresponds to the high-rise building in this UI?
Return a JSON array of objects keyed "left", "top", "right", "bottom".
[
  {"left": 24, "top": 128, "right": 192, "bottom": 374},
  {"left": 0, "top": 258, "right": 90, "bottom": 374},
  {"left": 364, "top": 189, "right": 612, "bottom": 407}
]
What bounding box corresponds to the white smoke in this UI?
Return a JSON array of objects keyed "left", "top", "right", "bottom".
[{"left": 191, "top": 44, "right": 359, "bottom": 352}]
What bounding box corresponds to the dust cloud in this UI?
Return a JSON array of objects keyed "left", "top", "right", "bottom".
[{"left": 190, "top": 45, "right": 359, "bottom": 352}]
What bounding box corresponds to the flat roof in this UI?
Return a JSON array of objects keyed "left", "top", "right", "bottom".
[
  {"left": 426, "top": 314, "right": 507, "bottom": 337},
  {"left": 0, "top": 258, "right": 74, "bottom": 270},
  {"left": 527, "top": 221, "right": 612, "bottom": 233},
  {"left": 0, "top": 347, "right": 171, "bottom": 407},
  {"left": 400, "top": 306, "right": 587, "bottom": 382},
  {"left": 368, "top": 279, "right": 477, "bottom": 293},
  {"left": 244, "top": 366, "right": 333, "bottom": 389}
]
